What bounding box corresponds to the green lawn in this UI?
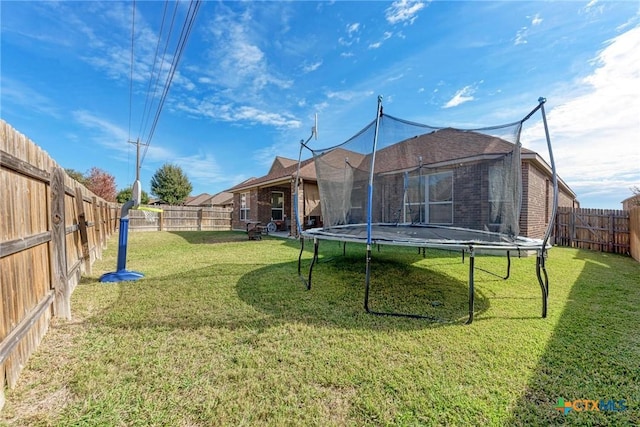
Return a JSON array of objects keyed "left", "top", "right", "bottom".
[{"left": 2, "top": 231, "right": 639, "bottom": 426}]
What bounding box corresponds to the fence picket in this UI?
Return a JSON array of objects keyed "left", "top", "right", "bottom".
[{"left": 553, "top": 207, "right": 630, "bottom": 255}]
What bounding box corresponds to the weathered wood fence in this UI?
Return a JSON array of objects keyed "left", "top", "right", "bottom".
[
  {"left": 1, "top": 120, "right": 119, "bottom": 410},
  {"left": 129, "top": 205, "right": 232, "bottom": 231},
  {"left": 630, "top": 206, "right": 640, "bottom": 262},
  {"left": 554, "top": 207, "right": 631, "bottom": 255}
]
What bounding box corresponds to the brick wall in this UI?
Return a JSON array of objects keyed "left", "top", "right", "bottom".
[{"left": 521, "top": 161, "right": 575, "bottom": 239}]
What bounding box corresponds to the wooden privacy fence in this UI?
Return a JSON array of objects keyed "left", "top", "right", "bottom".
[
  {"left": 554, "top": 207, "right": 631, "bottom": 255},
  {"left": 128, "top": 205, "right": 232, "bottom": 231},
  {"left": 630, "top": 206, "right": 640, "bottom": 262},
  {"left": 1, "top": 120, "right": 119, "bottom": 410}
]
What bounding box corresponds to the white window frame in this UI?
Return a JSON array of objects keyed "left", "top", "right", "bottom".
[
  {"left": 404, "top": 171, "right": 453, "bottom": 224},
  {"left": 240, "top": 192, "right": 249, "bottom": 221},
  {"left": 271, "top": 191, "right": 284, "bottom": 221}
]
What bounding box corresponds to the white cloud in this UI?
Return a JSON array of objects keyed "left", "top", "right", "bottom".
[
  {"left": 531, "top": 14, "right": 543, "bottom": 26},
  {"left": 515, "top": 27, "right": 529, "bottom": 45},
  {"left": 369, "top": 31, "right": 393, "bottom": 49},
  {"left": 302, "top": 60, "right": 323, "bottom": 73},
  {"left": 443, "top": 86, "right": 476, "bottom": 108},
  {"left": 385, "top": 0, "right": 426, "bottom": 25},
  {"left": 72, "top": 110, "right": 174, "bottom": 165},
  {"left": 204, "top": 6, "right": 291, "bottom": 94},
  {"left": 347, "top": 23, "right": 360, "bottom": 35},
  {"left": 0, "top": 77, "right": 62, "bottom": 118},
  {"left": 522, "top": 26, "right": 640, "bottom": 202},
  {"left": 176, "top": 100, "right": 301, "bottom": 129},
  {"left": 327, "top": 90, "right": 375, "bottom": 102}
]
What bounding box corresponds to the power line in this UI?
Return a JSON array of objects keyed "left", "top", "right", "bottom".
[
  {"left": 138, "top": 0, "right": 202, "bottom": 167},
  {"left": 127, "top": 0, "right": 136, "bottom": 183},
  {"left": 137, "top": 0, "right": 176, "bottom": 141}
]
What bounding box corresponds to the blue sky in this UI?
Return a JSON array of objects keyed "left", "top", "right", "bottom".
[{"left": 2, "top": 1, "right": 639, "bottom": 209}]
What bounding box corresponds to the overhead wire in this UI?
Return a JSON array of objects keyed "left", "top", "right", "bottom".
[
  {"left": 127, "top": 0, "right": 136, "bottom": 182},
  {"left": 140, "top": 0, "right": 202, "bottom": 166},
  {"left": 137, "top": 0, "right": 176, "bottom": 142}
]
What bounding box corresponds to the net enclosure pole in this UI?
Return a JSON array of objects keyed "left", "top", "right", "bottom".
[
  {"left": 367, "top": 95, "right": 384, "bottom": 246},
  {"left": 538, "top": 97, "right": 558, "bottom": 249}
]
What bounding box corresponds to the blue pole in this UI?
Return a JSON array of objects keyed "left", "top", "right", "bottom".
[
  {"left": 100, "top": 200, "right": 143, "bottom": 282},
  {"left": 116, "top": 217, "right": 130, "bottom": 271}
]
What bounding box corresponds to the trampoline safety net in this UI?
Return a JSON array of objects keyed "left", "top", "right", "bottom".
[{"left": 303, "top": 100, "right": 537, "bottom": 243}]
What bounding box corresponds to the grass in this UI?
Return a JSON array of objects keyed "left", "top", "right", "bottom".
[{"left": 1, "top": 230, "right": 639, "bottom": 426}]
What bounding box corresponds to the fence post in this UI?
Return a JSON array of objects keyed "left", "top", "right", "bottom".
[
  {"left": 92, "top": 196, "right": 103, "bottom": 259},
  {"left": 75, "top": 187, "right": 91, "bottom": 273},
  {"left": 50, "top": 167, "right": 71, "bottom": 319},
  {"left": 569, "top": 208, "right": 575, "bottom": 247},
  {"left": 198, "top": 208, "right": 203, "bottom": 231}
]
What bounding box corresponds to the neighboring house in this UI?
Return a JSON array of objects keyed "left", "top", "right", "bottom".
[
  {"left": 184, "top": 191, "right": 234, "bottom": 208},
  {"left": 226, "top": 156, "right": 320, "bottom": 234},
  {"left": 228, "top": 131, "right": 578, "bottom": 239},
  {"left": 621, "top": 194, "right": 640, "bottom": 211}
]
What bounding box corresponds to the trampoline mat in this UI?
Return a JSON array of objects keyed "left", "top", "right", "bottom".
[{"left": 302, "top": 223, "right": 546, "bottom": 250}]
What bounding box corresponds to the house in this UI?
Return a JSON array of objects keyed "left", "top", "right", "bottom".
[
  {"left": 621, "top": 193, "right": 640, "bottom": 211},
  {"left": 184, "top": 191, "right": 234, "bottom": 208},
  {"left": 226, "top": 156, "right": 320, "bottom": 234},
  {"left": 227, "top": 129, "right": 578, "bottom": 239}
]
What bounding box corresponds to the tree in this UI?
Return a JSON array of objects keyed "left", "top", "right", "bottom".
[
  {"left": 631, "top": 185, "right": 640, "bottom": 206},
  {"left": 65, "top": 168, "right": 88, "bottom": 185},
  {"left": 116, "top": 186, "right": 150, "bottom": 204},
  {"left": 85, "top": 167, "right": 117, "bottom": 202},
  {"left": 150, "top": 163, "right": 192, "bottom": 205}
]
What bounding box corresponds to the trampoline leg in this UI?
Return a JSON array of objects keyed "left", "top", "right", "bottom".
[
  {"left": 307, "top": 238, "right": 319, "bottom": 290},
  {"left": 536, "top": 252, "right": 549, "bottom": 318},
  {"left": 297, "top": 237, "right": 318, "bottom": 290},
  {"left": 466, "top": 251, "right": 475, "bottom": 324},
  {"left": 364, "top": 246, "right": 372, "bottom": 313},
  {"left": 297, "top": 236, "right": 305, "bottom": 275},
  {"left": 343, "top": 241, "right": 346, "bottom": 256},
  {"left": 505, "top": 251, "right": 511, "bottom": 280}
]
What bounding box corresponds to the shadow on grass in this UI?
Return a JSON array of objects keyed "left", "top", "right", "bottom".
[
  {"left": 88, "top": 251, "right": 489, "bottom": 332},
  {"left": 507, "top": 250, "right": 640, "bottom": 426},
  {"left": 236, "top": 248, "right": 490, "bottom": 329},
  {"left": 167, "top": 230, "right": 256, "bottom": 244}
]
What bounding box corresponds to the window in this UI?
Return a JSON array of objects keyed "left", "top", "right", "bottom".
[
  {"left": 488, "top": 165, "right": 507, "bottom": 226},
  {"left": 404, "top": 171, "right": 453, "bottom": 224},
  {"left": 240, "top": 192, "right": 249, "bottom": 221},
  {"left": 489, "top": 164, "right": 513, "bottom": 225},
  {"left": 271, "top": 191, "right": 284, "bottom": 220}
]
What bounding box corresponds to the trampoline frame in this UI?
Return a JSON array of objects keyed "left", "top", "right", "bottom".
[
  {"left": 297, "top": 225, "right": 550, "bottom": 324},
  {"left": 294, "top": 97, "right": 557, "bottom": 324}
]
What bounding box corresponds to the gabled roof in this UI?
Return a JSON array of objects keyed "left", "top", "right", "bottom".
[
  {"left": 621, "top": 194, "right": 640, "bottom": 204},
  {"left": 227, "top": 157, "right": 316, "bottom": 192},
  {"left": 372, "top": 128, "right": 535, "bottom": 173},
  {"left": 209, "top": 191, "right": 233, "bottom": 206},
  {"left": 184, "top": 193, "right": 213, "bottom": 206},
  {"left": 184, "top": 191, "right": 234, "bottom": 206},
  {"left": 268, "top": 156, "right": 298, "bottom": 175}
]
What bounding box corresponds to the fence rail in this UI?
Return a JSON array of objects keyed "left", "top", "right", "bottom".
[{"left": 554, "top": 207, "right": 630, "bottom": 255}]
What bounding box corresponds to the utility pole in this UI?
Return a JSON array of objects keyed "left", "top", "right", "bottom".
[{"left": 128, "top": 138, "right": 149, "bottom": 183}]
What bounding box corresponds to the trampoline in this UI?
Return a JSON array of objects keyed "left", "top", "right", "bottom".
[{"left": 294, "top": 97, "right": 557, "bottom": 324}]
